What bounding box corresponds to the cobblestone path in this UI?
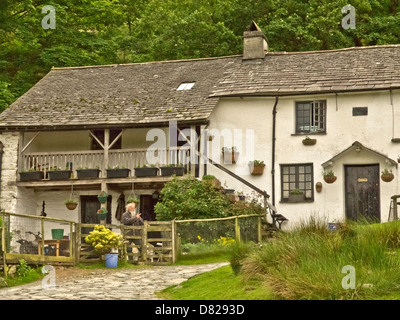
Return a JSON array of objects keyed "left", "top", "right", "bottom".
[{"left": 0, "top": 262, "right": 228, "bottom": 300}]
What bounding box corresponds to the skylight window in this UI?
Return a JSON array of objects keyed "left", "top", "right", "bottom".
[{"left": 177, "top": 82, "right": 195, "bottom": 91}]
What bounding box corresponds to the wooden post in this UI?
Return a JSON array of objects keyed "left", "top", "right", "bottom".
[
  {"left": 103, "top": 129, "right": 110, "bottom": 177},
  {"left": 76, "top": 223, "right": 81, "bottom": 265},
  {"left": 41, "top": 218, "right": 45, "bottom": 258},
  {"left": 190, "top": 125, "right": 196, "bottom": 176},
  {"left": 235, "top": 216, "right": 240, "bottom": 242},
  {"left": 171, "top": 219, "right": 176, "bottom": 263},
  {"left": 69, "top": 222, "right": 73, "bottom": 259},
  {"left": 393, "top": 196, "right": 399, "bottom": 220},
  {"left": 141, "top": 222, "right": 148, "bottom": 263},
  {"left": 257, "top": 215, "right": 262, "bottom": 243}
]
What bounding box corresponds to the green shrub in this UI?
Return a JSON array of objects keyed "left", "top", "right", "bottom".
[{"left": 228, "top": 241, "right": 255, "bottom": 275}]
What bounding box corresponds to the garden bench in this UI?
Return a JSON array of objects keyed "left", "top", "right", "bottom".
[{"left": 267, "top": 202, "right": 288, "bottom": 229}]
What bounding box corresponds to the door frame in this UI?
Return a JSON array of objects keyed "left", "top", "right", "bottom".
[
  {"left": 80, "top": 195, "right": 112, "bottom": 224},
  {"left": 344, "top": 164, "right": 381, "bottom": 222}
]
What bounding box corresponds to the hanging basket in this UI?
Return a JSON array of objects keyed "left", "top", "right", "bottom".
[
  {"left": 302, "top": 137, "right": 317, "bottom": 146},
  {"left": 324, "top": 176, "right": 337, "bottom": 184},
  {"left": 381, "top": 173, "right": 394, "bottom": 182},
  {"left": 97, "top": 191, "right": 108, "bottom": 203},
  {"left": 97, "top": 207, "right": 108, "bottom": 221},
  {"left": 65, "top": 202, "right": 78, "bottom": 210}
]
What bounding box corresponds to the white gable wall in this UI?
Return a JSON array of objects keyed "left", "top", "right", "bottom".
[{"left": 207, "top": 90, "right": 400, "bottom": 227}]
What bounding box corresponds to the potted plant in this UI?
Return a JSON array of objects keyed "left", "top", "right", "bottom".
[
  {"left": 126, "top": 196, "right": 140, "bottom": 204},
  {"left": 85, "top": 225, "right": 124, "bottom": 268},
  {"left": 76, "top": 166, "right": 100, "bottom": 179},
  {"left": 64, "top": 198, "right": 78, "bottom": 210},
  {"left": 381, "top": 168, "right": 394, "bottom": 182},
  {"left": 302, "top": 136, "right": 317, "bottom": 146},
  {"left": 106, "top": 166, "right": 131, "bottom": 178},
  {"left": 323, "top": 170, "right": 337, "bottom": 184},
  {"left": 159, "top": 164, "right": 185, "bottom": 177},
  {"left": 222, "top": 147, "right": 239, "bottom": 164},
  {"left": 248, "top": 160, "right": 265, "bottom": 175},
  {"left": 134, "top": 164, "right": 159, "bottom": 177},
  {"left": 328, "top": 219, "right": 340, "bottom": 231},
  {"left": 97, "top": 191, "right": 108, "bottom": 203},
  {"left": 97, "top": 207, "right": 108, "bottom": 221},
  {"left": 19, "top": 169, "right": 45, "bottom": 181},
  {"left": 237, "top": 192, "right": 246, "bottom": 201},
  {"left": 48, "top": 167, "right": 72, "bottom": 180},
  {"left": 288, "top": 189, "right": 305, "bottom": 203},
  {"left": 202, "top": 175, "right": 221, "bottom": 189}
]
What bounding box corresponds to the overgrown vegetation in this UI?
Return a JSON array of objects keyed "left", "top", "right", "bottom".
[{"left": 233, "top": 218, "right": 400, "bottom": 300}]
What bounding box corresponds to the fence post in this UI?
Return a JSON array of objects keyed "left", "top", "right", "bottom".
[
  {"left": 40, "top": 217, "right": 45, "bottom": 258},
  {"left": 171, "top": 219, "right": 176, "bottom": 263},
  {"left": 141, "top": 222, "right": 148, "bottom": 263},
  {"left": 76, "top": 223, "right": 81, "bottom": 265},
  {"left": 235, "top": 216, "right": 240, "bottom": 242},
  {"left": 121, "top": 226, "right": 127, "bottom": 262},
  {"left": 257, "top": 215, "right": 262, "bottom": 243}
]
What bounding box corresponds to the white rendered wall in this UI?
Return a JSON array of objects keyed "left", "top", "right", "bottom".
[{"left": 207, "top": 90, "right": 400, "bottom": 227}]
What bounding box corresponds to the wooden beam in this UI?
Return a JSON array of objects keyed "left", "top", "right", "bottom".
[
  {"left": 89, "top": 130, "right": 105, "bottom": 150},
  {"left": 21, "top": 132, "right": 41, "bottom": 153},
  {"left": 109, "top": 129, "right": 124, "bottom": 150}
]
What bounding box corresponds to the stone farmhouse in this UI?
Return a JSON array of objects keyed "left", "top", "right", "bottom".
[{"left": 1, "top": 22, "right": 400, "bottom": 230}]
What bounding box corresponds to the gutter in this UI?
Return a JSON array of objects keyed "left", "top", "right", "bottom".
[{"left": 271, "top": 96, "right": 279, "bottom": 206}]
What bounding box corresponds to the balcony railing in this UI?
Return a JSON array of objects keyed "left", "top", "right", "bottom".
[{"left": 20, "top": 147, "right": 191, "bottom": 178}]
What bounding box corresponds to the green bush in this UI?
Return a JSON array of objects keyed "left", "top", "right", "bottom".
[{"left": 154, "top": 176, "right": 267, "bottom": 221}]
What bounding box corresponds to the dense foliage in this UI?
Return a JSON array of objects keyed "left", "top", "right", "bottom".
[
  {"left": 1, "top": 0, "right": 400, "bottom": 112},
  {"left": 154, "top": 176, "right": 267, "bottom": 220}
]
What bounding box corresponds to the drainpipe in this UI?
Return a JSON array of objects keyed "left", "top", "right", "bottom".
[{"left": 271, "top": 96, "right": 279, "bottom": 206}]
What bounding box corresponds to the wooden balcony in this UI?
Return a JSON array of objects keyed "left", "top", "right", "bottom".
[{"left": 18, "top": 147, "right": 194, "bottom": 191}]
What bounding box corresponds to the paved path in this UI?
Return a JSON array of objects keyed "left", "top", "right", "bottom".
[{"left": 0, "top": 263, "right": 228, "bottom": 300}]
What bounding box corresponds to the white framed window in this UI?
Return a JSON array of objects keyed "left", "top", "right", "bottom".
[{"left": 296, "top": 100, "right": 326, "bottom": 134}]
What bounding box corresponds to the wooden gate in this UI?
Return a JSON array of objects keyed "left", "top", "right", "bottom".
[{"left": 77, "top": 221, "right": 175, "bottom": 265}]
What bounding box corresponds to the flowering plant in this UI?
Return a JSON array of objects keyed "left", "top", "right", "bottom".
[{"left": 85, "top": 225, "right": 123, "bottom": 255}]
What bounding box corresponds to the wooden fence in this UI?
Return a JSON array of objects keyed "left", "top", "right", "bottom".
[{"left": 1, "top": 212, "right": 265, "bottom": 276}]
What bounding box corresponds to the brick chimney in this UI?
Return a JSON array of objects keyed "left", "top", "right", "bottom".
[{"left": 243, "top": 21, "right": 268, "bottom": 61}]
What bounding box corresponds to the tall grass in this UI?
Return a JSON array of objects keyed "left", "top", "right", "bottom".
[{"left": 236, "top": 217, "right": 400, "bottom": 300}]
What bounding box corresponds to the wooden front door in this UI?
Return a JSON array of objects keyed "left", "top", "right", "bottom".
[{"left": 345, "top": 165, "right": 380, "bottom": 221}]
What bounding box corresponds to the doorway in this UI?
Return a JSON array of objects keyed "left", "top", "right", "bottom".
[
  {"left": 345, "top": 164, "right": 380, "bottom": 221},
  {"left": 80, "top": 195, "right": 112, "bottom": 224},
  {"left": 140, "top": 195, "right": 158, "bottom": 221}
]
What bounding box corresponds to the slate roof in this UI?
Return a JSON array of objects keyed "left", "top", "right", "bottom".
[
  {"left": 1, "top": 44, "right": 400, "bottom": 131},
  {"left": 0, "top": 56, "right": 240, "bottom": 131},
  {"left": 211, "top": 45, "right": 400, "bottom": 97}
]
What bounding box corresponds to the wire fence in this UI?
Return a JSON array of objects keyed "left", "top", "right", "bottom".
[{"left": 175, "top": 214, "right": 263, "bottom": 257}]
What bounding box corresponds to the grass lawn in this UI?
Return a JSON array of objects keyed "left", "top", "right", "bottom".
[{"left": 158, "top": 264, "right": 273, "bottom": 300}]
